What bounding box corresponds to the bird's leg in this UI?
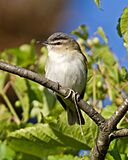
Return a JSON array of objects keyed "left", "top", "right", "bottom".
[
  {"left": 57, "top": 82, "right": 61, "bottom": 90},
  {"left": 64, "top": 88, "right": 75, "bottom": 99},
  {"left": 64, "top": 88, "right": 81, "bottom": 102},
  {"left": 64, "top": 88, "right": 84, "bottom": 135}
]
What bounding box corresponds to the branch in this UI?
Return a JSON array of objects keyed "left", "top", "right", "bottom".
[
  {"left": 91, "top": 97, "right": 128, "bottom": 160},
  {"left": 0, "top": 61, "right": 105, "bottom": 127},
  {"left": 108, "top": 98, "right": 128, "bottom": 130},
  {"left": 110, "top": 128, "right": 128, "bottom": 139}
]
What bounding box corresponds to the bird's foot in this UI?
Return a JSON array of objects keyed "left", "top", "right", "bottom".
[
  {"left": 57, "top": 82, "right": 61, "bottom": 90},
  {"left": 64, "top": 88, "right": 79, "bottom": 100}
]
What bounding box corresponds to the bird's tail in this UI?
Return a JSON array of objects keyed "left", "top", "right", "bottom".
[
  {"left": 57, "top": 95, "right": 85, "bottom": 125},
  {"left": 67, "top": 107, "right": 85, "bottom": 125}
]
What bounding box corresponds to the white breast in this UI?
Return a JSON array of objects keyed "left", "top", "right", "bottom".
[{"left": 45, "top": 50, "right": 87, "bottom": 94}]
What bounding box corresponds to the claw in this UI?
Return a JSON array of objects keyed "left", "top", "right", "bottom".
[
  {"left": 64, "top": 88, "right": 75, "bottom": 99},
  {"left": 64, "top": 88, "right": 80, "bottom": 101},
  {"left": 57, "top": 82, "right": 60, "bottom": 90}
]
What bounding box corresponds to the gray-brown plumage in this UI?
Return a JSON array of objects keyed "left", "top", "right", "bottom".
[{"left": 44, "top": 32, "right": 87, "bottom": 125}]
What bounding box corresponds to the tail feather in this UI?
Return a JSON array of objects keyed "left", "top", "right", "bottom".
[
  {"left": 57, "top": 95, "right": 85, "bottom": 125},
  {"left": 67, "top": 107, "right": 85, "bottom": 125},
  {"left": 67, "top": 108, "right": 76, "bottom": 125}
]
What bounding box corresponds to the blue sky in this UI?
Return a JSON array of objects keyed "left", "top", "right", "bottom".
[{"left": 58, "top": 0, "right": 128, "bottom": 68}]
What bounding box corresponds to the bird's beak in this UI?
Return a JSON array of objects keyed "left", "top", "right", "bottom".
[
  {"left": 42, "top": 40, "right": 49, "bottom": 45},
  {"left": 36, "top": 40, "right": 49, "bottom": 45}
]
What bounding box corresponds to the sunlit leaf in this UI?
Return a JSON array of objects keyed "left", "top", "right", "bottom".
[
  {"left": 48, "top": 155, "right": 80, "bottom": 160},
  {"left": 117, "top": 7, "right": 128, "bottom": 46},
  {"left": 97, "top": 27, "right": 108, "bottom": 44},
  {"left": 94, "top": 45, "right": 115, "bottom": 65},
  {"left": 7, "top": 113, "right": 97, "bottom": 158},
  {"left": 101, "top": 104, "right": 117, "bottom": 119},
  {"left": 71, "top": 25, "right": 88, "bottom": 40},
  {"left": 94, "top": 0, "right": 100, "bottom": 7},
  {"left": 0, "top": 141, "right": 16, "bottom": 160},
  {"left": 11, "top": 76, "right": 30, "bottom": 122}
]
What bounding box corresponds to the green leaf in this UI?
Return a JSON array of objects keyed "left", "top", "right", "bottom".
[
  {"left": 49, "top": 114, "right": 97, "bottom": 150},
  {"left": 97, "top": 27, "right": 108, "bottom": 43},
  {"left": 71, "top": 25, "right": 88, "bottom": 40},
  {"left": 7, "top": 124, "right": 68, "bottom": 158},
  {"left": 37, "top": 47, "right": 48, "bottom": 74},
  {"left": 116, "top": 138, "right": 128, "bottom": 154},
  {"left": 7, "top": 114, "right": 97, "bottom": 158},
  {"left": 48, "top": 155, "right": 80, "bottom": 160},
  {"left": 94, "top": 0, "right": 100, "bottom": 7},
  {"left": 93, "top": 45, "right": 115, "bottom": 66},
  {"left": 0, "top": 72, "right": 7, "bottom": 90},
  {"left": 4, "top": 42, "right": 37, "bottom": 67},
  {"left": 109, "top": 140, "right": 122, "bottom": 160},
  {"left": 120, "top": 66, "right": 128, "bottom": 81},
  {"left": 0, "top": 141, "right": 16, "bottom": 160},
  {"left": 18, "top": 153, "right": 41, "bottom": 160},
  {"left": 117, "top": 7, "right": 128, "bottom": 45},
  {"left": 11, "top": 77, "right": 30, "bottom": 122},
  {"left": 101, "top": 104, "right": 117, "bottom": 119}
]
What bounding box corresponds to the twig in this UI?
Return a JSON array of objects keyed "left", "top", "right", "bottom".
[
  {"left": 108, "top": 98, "right": 128, "bottom": 130},
  {"left": 110, "top": 128, "right": 128, "bottom": 139},
  {"left": 0, "top": 91, "right": 20, "bottom": 124}
]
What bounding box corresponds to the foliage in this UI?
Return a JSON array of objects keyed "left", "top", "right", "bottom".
[
  {"left": 0, "top": 6, "right": 128, "bottom": 160},
  {"left": 117, "top": 7, "right": 128, "bottom": 49},
  {"left": 94, "top": 0, "right": 100, "bottom": 8}
]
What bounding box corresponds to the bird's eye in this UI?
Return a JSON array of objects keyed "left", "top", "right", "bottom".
[{"left": 55, "top": 42, "right": 62, "bottom": 45}]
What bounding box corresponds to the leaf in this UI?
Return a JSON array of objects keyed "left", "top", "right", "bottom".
[
  {"left": 38, "top": 47, "right": 48, "bottom": 74},
  {"left": 101, "top": 104, "right": 117, "bottom": 119},
  {"left": 49, "top": 115, "right": 96, "bottom": 150},
  {"left": 93, "top": 45, "right": 115, "bottom": 66},
  {"left": 71, "top": 25, "right": 88, "bottom": 40},
  {"left": 11, "top": 76, "right": 30, "bottom": 122},
  {"left": 97, "top": 27, "right": 108, "bottom": 44},
  {"left": 7, "top": 114, "right": 97, "bottom": 158},
  {"left": 94, "top": 0, "right": 100, "bottom": 7},
  {"left": 116, "top": 138, "right": 128, "bottom": 154},
  {"left": 117, "top": 7, "right": 128, "bottom": 45},
  {"left": 120, "top": 66, "right": 128, "bottom": 81},
  {"left": 0, "top": 141, "right": 16, "bottom": 160},
  {"left": 7, "top": 124, "right": 65, "bottom": 158},
  {"left": 18, "top": 153, "right": 41, "bottom": 160},
  {"left": 48, "top": 155, "right": 80, "bottom": 160},
  {"left": 0, "top": 72, "right": 7, "bottom": 90},
  {"left": 109, "top": 140, "right": 122, "bottom": 160},
  {"left": 5, "top": 42, "right": 37, "bottom": 67}
]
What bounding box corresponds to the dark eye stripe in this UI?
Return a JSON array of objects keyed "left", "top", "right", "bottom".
[
  {"left": 49, "top": 41, "right": 62, "bottom": 45},
  {"left": 48, "top": 39, "right": 65, "bottom": 45},
  {"left": 53, "top": 36, "right": 68, "bottom": 41},
  {"left": 54, "top": 42, "right": 62, "bottom": 45}
]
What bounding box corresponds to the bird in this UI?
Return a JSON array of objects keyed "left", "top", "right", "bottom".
[{"left": 44, "top": 32, "right": 87, "bottom": 125}]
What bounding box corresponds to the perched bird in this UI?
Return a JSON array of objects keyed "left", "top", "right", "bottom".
[{"left": 44, "top": 32, "right": 87, "bottom": 125}]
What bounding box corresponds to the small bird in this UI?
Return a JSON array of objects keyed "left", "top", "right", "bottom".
[{"left": 44, "top": 32, "right": 87, "bottom": 125}]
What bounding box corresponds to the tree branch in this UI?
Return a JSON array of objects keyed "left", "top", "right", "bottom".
[
  {"left": 91, "top": 97, "right": 128, "bottom": 160},
  {"left": 108, "top": 98, "right": 128, "bottom": 130},
  {"left": 0, "top": 61, "right": 105, "bottom": 127},
  {"left": 110, "top": 128, "right": 128, "bottom": 139}
]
